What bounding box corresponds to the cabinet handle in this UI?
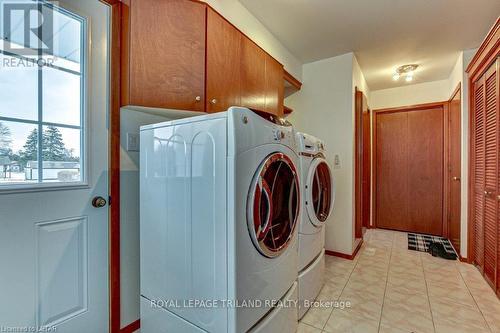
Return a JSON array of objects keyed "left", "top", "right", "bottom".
[
  {"left": 497, "top": 195, "right": 500, "bottom": 201},
  {"left": 211, "top": 98, "right": 217, "bottom": 105},
  {"left": 195, "top": 96, "right": 201, "bottom": 102},
  {"left": 452, "top": 176, "right": 460, "bottom": 181},
  {"left": 484, "top": 191, "right": 492, "bottom": 197}
]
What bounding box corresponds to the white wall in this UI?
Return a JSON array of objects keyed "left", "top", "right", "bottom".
[
  {"left": 205, "top": 0, "right": 302, "bottom": 79},
  {"left": 370, "top": 79, "right": 450, "bottom": 109},
  {"left": 352, "top": 56, "right": 371, "bottom": 102},
  {"left": 120, "top": 107, "right": 202, "bottom": 328},
  {"left": 287, "top": 52, "right": 355, "bottom": 255},
  {"left": 460, "top": 49, "right": 476, "bottom": 258}
]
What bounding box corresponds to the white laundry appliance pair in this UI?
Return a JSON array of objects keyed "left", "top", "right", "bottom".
[
  {"left": 139, "top": 107, "right": 300, "bottom": 333},
  {"left": 295, "top": 132, "right": 335, "bottom": 319}
]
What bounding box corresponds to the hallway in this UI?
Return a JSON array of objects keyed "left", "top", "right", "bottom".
[{"left": 299, "top": 229, "right": 500, "bottom": 333}]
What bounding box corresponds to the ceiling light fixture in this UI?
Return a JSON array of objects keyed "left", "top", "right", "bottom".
[{"left": 393, "top": 64, "right": 418, "bottom": 83}]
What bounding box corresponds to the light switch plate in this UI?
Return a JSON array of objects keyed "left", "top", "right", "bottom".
[
  {"left": 127, "top": 133, "right": 139, "bottom": 152},
  {"left": 334, "top": 154, "right": 341, "bottom": 169}
]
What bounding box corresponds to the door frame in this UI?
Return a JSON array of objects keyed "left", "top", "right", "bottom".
[
  {"left": 372, "top": 101, "right": 449, "bottom": 234},
  {"left": 354, "top": 87, "right": 371, "bottom": 236},
  {"left": 446, "top": 83, "right": 461, "bottom": 255},
  {"left": 95, "top": 1, "right": 124, "bottom": 333}
]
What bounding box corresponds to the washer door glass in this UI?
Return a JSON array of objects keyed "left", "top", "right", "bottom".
[
  {"left": 306, "top": 158, "right": 334, "bottom": 227},
  {"left": 248, "top": 152, "right": 299, "bottom": 258}
]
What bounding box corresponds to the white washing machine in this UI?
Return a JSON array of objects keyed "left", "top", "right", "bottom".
[
  {"left": 140, "top": 107, "right": 300, "bottom": 333},
  {"left": 295, "top": 132, "right": 335, "bottom": 319}
]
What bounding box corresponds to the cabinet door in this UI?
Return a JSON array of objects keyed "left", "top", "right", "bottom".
[
  {"left": 206, "top": 8, "right": 241, "bottom": 113},
  {"left": 264, "top": 56, "right": 284, "bottom": 116},
  {"left": 129, "top": 0, "right": 206, "bottom": 111},
  {"left": 240, "top": 36, "right": 266, "bottom": 112}
]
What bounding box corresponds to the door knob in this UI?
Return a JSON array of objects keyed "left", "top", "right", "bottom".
[
  {"left": 92, "top": 196, "right": 107, "bottom": 208},
  {"left": 211, "top": 98, "right": 217, "bottom": 104},
  {"left": 452, "top": 176, "right": 460, "bottom": 181},
  {"left": 195, "top": 96, "right": 201, "bottom": 102},
  {"left": 484, "top": 191, "right": 492, "bottom": 197}
]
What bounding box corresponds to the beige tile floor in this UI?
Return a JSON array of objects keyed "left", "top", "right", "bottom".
[{"left": 298, "top": 229, "right": 500, "bottom": 333}]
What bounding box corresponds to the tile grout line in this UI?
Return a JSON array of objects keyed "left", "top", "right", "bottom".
[
  {"left": 320, "top": 242, "right": 364, "bottom": 331},
  {"left": 420, "top": 250, "right": 437, "bottom": 333},
  {"left": 457, "top": 265, "right": 494, "bottom": 333},
  {"left": 375, "top": 232, "right": 394, "bottom": 333}
]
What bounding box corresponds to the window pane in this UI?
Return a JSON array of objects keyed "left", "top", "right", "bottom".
[
  {"left": 0, "top": 54, "right": 38, "bottom": 121},
  {"left": 43, "top": 67, "right": 80, "bottom": 126},
  {"left": 41, "top": 125, "right": 81, "bottom": 183},
  {"left": 0, "top": 120, "right": 38, "bottom": 185},
  {"left": 0, "top": 0, "right": 41, "bottom": 50},
  {"left": 42, "top": 5, "right": 82, "bottom": 72}
]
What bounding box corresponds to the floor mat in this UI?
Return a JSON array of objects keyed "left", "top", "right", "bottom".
[{"left": 407, "top": 233, "right": 457, "bottom": 259}]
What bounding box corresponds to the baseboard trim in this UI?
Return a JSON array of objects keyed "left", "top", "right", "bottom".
[
  {"left": 121, "top": 319, "right": 140, "bottom": 333},
  {"left": 325, "top": 239, "right": 363, "bottom": 261}
]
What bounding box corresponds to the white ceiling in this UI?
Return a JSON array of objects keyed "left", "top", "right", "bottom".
[{"left": 238, "top": 0, "right": 500, "bottom": 90}]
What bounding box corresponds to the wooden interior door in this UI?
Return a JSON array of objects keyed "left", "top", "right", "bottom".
[
  {"left": 362, "top": 107, "right": 371, "bottom": 230},
  {"left": 448, "top": 86, "right": 462, "bottom": 253},
  {"left": 376, "top": 111, "right": 409, "bottom": 232},
  {"left": 408, "top": 108, "right": 444, "bottom": 235},
  {"left": 497, "top": 59, "right": 500, "bottom": 297},
  {"left": 129, "top": 0, "right": 206, "bottom": 111},
  {"left": 375, "top": 105, "right": 444, "bottom": 235},
  {"left": 483, "top": 62, "right": 498, "bottom": 287},
  {"left": 206, "top": 8, "right": 241, "bottom": 113},
  {"left": 355, "top": 88, "right": 371, "bottom": 237},
  {"left": 497, "top": 60, "right": 500, "bottom": 297},
  {"left": 473, "top": 76, "right": 486, "bottom": 271},
  {"left": 471, "top": 60, "right": 499, "bottom": 287}
]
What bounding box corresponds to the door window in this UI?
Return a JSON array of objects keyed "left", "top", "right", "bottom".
[
  {"left": 0, "top": 2, "right": 85, "bottom": 187},
  {"left": 248, "top": 152, "right": 299, "bottom": 258}
]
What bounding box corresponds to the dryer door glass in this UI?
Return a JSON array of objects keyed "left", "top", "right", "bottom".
[
  {"left": 307, "top": 159, "right": 334, "bottom": 226},
  {"left": 248, "top": 152, "right": 299, "bottom": 258}
]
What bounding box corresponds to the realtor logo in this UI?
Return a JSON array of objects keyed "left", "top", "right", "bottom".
[{"left": 2, "top": 1, "right": 54, "bottom": 56}]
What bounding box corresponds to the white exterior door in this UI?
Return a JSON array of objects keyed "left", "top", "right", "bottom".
[{"left": 0, "top": 0, "right": 109, "bottom": 332}]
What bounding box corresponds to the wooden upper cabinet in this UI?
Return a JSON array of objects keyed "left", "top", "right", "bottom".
[
  {"left": 265, "top": 56, "right": 284, "bottom": 116},
  {"left": 240, "top": 36, "right": 284, "bottom": 116},
  {"left": 206, "top": 8, "right": 241, "bottom": 113},
  {"left": 127, "top": 0, "right": 206, "bottom": 111},
  {"left": 123, "top": 0, "right": 287, "bottom": 116},
  {"left": 240, "top": 36, "right": 267, "bottom": 113}
]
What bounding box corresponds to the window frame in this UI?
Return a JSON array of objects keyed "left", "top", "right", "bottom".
[{"left": 0, "top": 1, "right": 89, "bottom": 192}]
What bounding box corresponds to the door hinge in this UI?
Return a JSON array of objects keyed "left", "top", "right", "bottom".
[{"left": 108, "top": 196, "right": 112, "bottom": 206}]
